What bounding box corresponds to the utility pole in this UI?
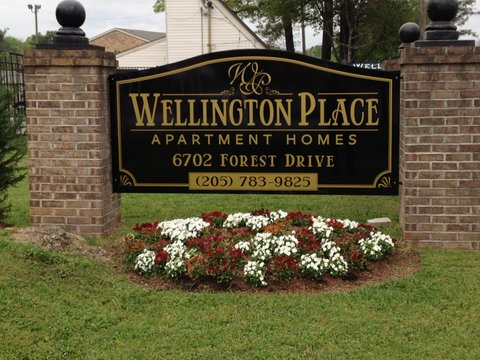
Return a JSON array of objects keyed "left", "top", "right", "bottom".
[
  {"left": 28, "top": 4, "right": 41, "bottom": 36},
  {"left": 419, "top": 0, "right": 426, "bottom": 38}
]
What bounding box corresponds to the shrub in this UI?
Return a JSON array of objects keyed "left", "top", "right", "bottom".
[{"left": 0, "top": 86, "right": 26, "bottom": 224}]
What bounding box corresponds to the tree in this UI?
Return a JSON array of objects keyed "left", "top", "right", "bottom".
[
  {"left": 0, "top": 87, "right": 26, "bottom": 224},
  {"left": 455, "top": 0, "right": 477, "bottom": 37},
  {"left": 153, "top": 0, "right": 165, "bottom": 13},
  {"left": 0, "top": 29, "right": 31, "bottom": 53},
  {"left": 306, "top": 44, "right": 322, "bottom": 57},
  {"left": 226, "top": 0, "right": 304, "bottom": 52},
  {"left": 152, "top": 0, "right": 477, "bottom": 62},
  {"left": 26, "top": 31, "right": 56, "bottom": 47},
  {"left": 307, "top": 0, "right": 418, "bottom": 63}
]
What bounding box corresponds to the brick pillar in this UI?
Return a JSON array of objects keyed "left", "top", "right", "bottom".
[
  {"left": 400, "top": 45, "right": 480, "bottom": 249},
  {"left": 24, "top": 49, "right": 121, "bottom": 237}
]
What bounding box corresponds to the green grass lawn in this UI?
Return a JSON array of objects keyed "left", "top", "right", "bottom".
[
  {"left": 1, "top": 167, "right": 479, "bottom": 359},
  {"left": 0, "top": 234, "right": 479, "bottom": 359}
]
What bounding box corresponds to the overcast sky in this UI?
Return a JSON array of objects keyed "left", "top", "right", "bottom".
[{"left": 1, "top": 0, "right": 479, "bottom": 47}]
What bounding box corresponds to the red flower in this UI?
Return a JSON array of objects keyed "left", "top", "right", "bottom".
[
  {"left": 155, "top": 251, "right": 170, "bottom": 265},
  {"left": 287, "top": 211, "right": 313, "bottom": 226},
  {"left": 327, "top": 219, "right": 344, "bottom": 229}
]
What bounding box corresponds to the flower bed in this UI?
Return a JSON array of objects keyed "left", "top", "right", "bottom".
[{"left": 124, "top": 210, "right": 394, "bottom": 288}]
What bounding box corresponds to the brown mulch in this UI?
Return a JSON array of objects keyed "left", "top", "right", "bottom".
[{"left": 7, "top": 225, "right": 421, "bottom": 294}]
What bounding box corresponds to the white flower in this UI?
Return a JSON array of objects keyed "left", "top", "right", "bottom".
[
  {"left": 339, "top": 219, "right": 359, "bottom": 230},
  {"left": 358, "top": 232, "right": 394, "bottom": 260},
  {"left": 134, "top": 249, "right": 156, "bottom": 274},
  {"left": 321, "top": 240, "right": 348, "bottom": 276},
  {"left": 300, "top": 253, "right": 329, "bottom": 279},
  {"left": 310, "top": 216, "right": 333, "bottom": 239},
  {"left": 273, "top": 235, "right": 298, "bottom": 257},
  {"left": 246, "top": 215, "right": 271, "bottom": 230},
  {"left": 244, "top": 260, "right": 267, "bottom": 287},
  {"left": 234, "top": 240, "right": 252, "bottom": 253},
  {"left": 164, "top": 241, "right": 191, "bottom": 278},
  {"left": 269, "top": 210, "right": 288, "bottom": 222},
  {"left": 223, "top": 212, "right": 251, "bottom": 228},
  {"left": 157, "top": 217, "right": 210, "bottom": 242}
]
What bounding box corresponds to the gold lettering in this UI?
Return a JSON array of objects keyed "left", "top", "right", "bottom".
[
  {"left": 285, "top": 154, "right": 335, "bottom": 168},
  {"left": 366, "top": 98, "right": 380, "bottom": 126},
  {"left": 348, "top": 134, "right": 357, "bottom": 145},
  {"left": 162, "top": 100, "right": 174, "bottom": 126},
  {"left": 263, "top": 134, "right": 272, "bottom": 146},
  {"left": 220, "top": 154, "right": 276, "bottom": 167},
  {"left": 219, "top": 134, "right": 230, "bottom": 145},
  {"left": 275, "top": 99, "right": 292, "bottom": 126},
  {"left": 174, "top": 99, "right": 186, "bottom": 126},
  {"left": 201, "top": 99, "right": 209, "bottom": 126},
  {"left": 245, "top": 99, "right": 258, "bottom": 126},
  {"left": 317, "top": 98, "right": 329, "bottom": 126},
  {"left": 204, "top": 134, "right": 213, "bottom": 145},
  {"left": 301, "top": 134, "right": 313, "bottom": 145},
  {"left": 211, "top": 99, "right": 228, "bottom": 126},
  {"left": 187, "top": 99, "right": 200, "bottom": 126},
  {"left": 235, "top": 134, "right": 244, "bottom": 145},
  {"left": 259, "top": 99, "right": 274, "bottom": 126},
  {"left": 330, "top": 99, "right": 349, "bottom": 126},
  {"left": 192, "top": 134, "right": 201, "bottom": 145},
  {"left": 350, "top": 98, "right": 365, "bottom": 126},
  {"left": 177, "top": 134, "right": 187, "bottom": 145},
  {"left": 298, "top": 92, "right": 315, "bottom": 126},
  {"left": 229, "top": 99, "right": 243, "bottom": 126},
  {"left": 151, "top": 134, "right": 161, "bottom": 145},
  {"left": 336, "top": 134, "right": 344, "bottom": 145},
  {"left": 318, "top": 134, "right": 330, "bottom": 145},
  {"left": 286, "top": 134, "right": 296, "bottom": 145},
  {"left": 129, "top": 93, "right": 160, "bottom": 127}
]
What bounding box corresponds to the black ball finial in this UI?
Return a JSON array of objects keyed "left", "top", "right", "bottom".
[
  {"left": 399, "top": 22, "right": 421, "bottom": 44},
  {"left": 427, "top": 0, "right": 458, "bottom": 22},
  {"left": 424, "top": 0, "right": 459, "bottom": 40},
  {"left": 52, "top": 0, "right": 89, "bottom": 48},
  {"left": 56, "top": 0, "right": 86, "bottom": 29}
]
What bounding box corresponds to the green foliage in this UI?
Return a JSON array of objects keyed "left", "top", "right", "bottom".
[
  {"left": 354, "top": 0, "right": 417, "bottom": 62},
  {"left": 0, "top": 29, "right": 31, "bottom": 53},
  {"left": 153, "top": 0, "right": 165, "bottom": 13},
  {"left": 306, "top": 44, "right": 322, "bottom": 58},
  {"left": 456, "top": 0, "right": 478, "bottom": 37},
  {"left": 221, "top": 0, "right": 478, "bottom": 62},
  {"left": 25, "top": 31, "right": 56, "bottom": 47},
  {"left": 0, "top": 87, "right": 26, "bottom": 224},
  {"left": 225, "top": 0, "right": 303, "bottom": 51}
]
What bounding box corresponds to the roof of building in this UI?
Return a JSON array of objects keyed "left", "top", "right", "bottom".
[
  {"left": 116, "top": 28, "right": 166, "bottom": 42},
  {"left": 90, "top": 28, "right": 166, "bottom": 42}
]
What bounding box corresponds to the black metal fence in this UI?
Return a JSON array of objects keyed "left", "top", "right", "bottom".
[{"left": 0, "top": 52, "right": 26, "bottom": 124}]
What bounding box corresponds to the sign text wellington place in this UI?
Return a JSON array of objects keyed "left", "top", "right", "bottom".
[{"left": 110, "top": 50, "right": 399, "bottom": 194}]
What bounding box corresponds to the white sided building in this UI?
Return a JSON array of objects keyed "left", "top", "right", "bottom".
[{"left": 90, "top": 0, "right": 266, "bottom": 69}]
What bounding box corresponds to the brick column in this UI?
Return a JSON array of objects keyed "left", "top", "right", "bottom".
[
  {"left": 24, "top": 49, "right": 121, "bottom": 237},
  {"left": 400, "top": 45, "right": 480, "bottom": 249}
]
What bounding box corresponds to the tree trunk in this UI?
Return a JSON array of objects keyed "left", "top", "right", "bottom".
[
  {"left": 321, "top": 0, "right": 334, "bottom": 60},
  {"left": 339, "top": 3, "right": 349, "bottom": 62},
  {"left": 283, "top": 16, "right": 295, "bottom": 52}
]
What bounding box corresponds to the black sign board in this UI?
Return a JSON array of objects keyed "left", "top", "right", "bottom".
[{"left": 110, "top": 49, "right": 399, "bottom": 194}]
